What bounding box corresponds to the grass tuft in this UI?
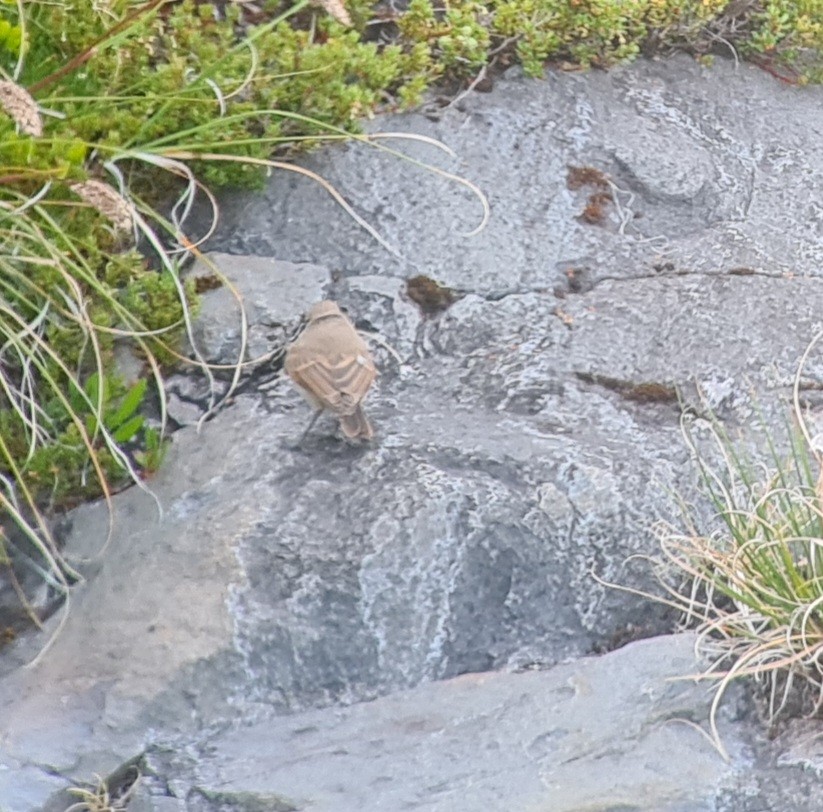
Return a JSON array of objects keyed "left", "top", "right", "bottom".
[
  {"left": 64, "top": 770, "right": 139, "bottom": 812},
  {"left": 596, "top": 411, "right": 823, "bottom": 759},
  {"left": 659, "top": 412, "right": 823, "bottom": 753},
  {"left": 597, "top": 332, "right": 823, "bottom": 758}
]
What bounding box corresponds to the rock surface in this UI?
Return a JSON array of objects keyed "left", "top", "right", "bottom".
[
  {"left": 3, "top": 55, "right": 823, "bottom": 810},
  {"left": 137, "top": 635, "right": 752, "bottom": 812},
  {"left": 211, "top": 56, "right": 823, "bottom": 292}
]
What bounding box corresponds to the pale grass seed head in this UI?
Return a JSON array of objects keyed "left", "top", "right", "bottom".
[
  {"left": 0, "top": 80, "right": 42, "bottom": 137},
  {"left": 69, "top": 180, "right": 135, "bottom": 234}
]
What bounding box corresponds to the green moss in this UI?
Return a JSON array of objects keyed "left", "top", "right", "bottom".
[
  {"left": 0, "top": 369, "right": 162, "bottom": 508},
  {"left": 743, "top": 1, "right": 823, "bottom": 82},
  {"left": 395, "top": 0, "right": 823, "bottom": 80},
  {"left": 11, "top": 0, "right": 447, "bottom": 191},
  {"left": 117, "top": 271, "right": 198, "bottom": 365},
  {"left": 399, "top": 0, "right": 490, "bottom": 72},
  {"left": 23, "top": 423, "right": 116, "bottom": 506}
]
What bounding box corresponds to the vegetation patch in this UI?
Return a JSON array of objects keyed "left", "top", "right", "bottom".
[
  {"left": 394, "top": 0, "right": 823, "bottom": 82},
  {"left": 661, "top": 414, "right": 823, "bottom": 754}
]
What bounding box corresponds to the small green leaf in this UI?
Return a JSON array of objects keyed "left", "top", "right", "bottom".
[
  {"left": 135, "top": 427, "right": 168, "bottom": 472},
  {"left": 85, "top": 414, "right": 101, "bottom": 438},
  {"left": 68, "top": 381, "right": 86, "bottom": 415},
  {"left": 109, "top": 379, "right": 147, "bottom": 428},
  {"left": 84, "top": 372, "right": 104, "bottom": 407},
  {"left": 53, "top": 161, "right": 72, "bottom": 179},
  {"left": 64, "top": 140, "right": 88, "bottom": 165},
  {"left": 112, "top": 414, "right": 144, "bottom": 444},
  {"left": 5, "top": 24, "right": 21, "bottom": 53}
]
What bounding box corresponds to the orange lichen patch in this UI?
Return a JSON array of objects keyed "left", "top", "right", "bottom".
[
  {"left": 0, "top": 626, "right": 16, "bottom": 649},
  {"left": 566, "top": 165, "right": 610, "bottom": 191},
  {"left": 554, "top": 307, "right": 574, "bottom": 327},
  {"left": 194, "top": 274, "right": 224, "bottom": 294},
  {"left": 565, "top": 267, "right": 584, "bottom": 292},
  {"left": 579, "top": 190, "right": 613, "bottom": 225},
  {"left": 621, "top": 382, "right": 678, "bottom": 404},
  {"left": 576, "top": 372, "right": 678, "bottom": 404}
]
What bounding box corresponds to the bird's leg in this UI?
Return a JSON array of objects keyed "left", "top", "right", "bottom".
[{"left": 292, "top": 409, "right": 323, "bottom": 447}]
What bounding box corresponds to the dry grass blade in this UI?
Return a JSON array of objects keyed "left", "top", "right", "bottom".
[
  {"left": 0, "top": 79, "right": 42, "bottom": 136},
  {"left": 159, "top": 149, "right": 404, "bottom": 258},
  {"left": 311, "top": 0, "right": 352, "bottom": 26},
  {"left": 65, "top": 770, "right": 139, "bottom": 812}
]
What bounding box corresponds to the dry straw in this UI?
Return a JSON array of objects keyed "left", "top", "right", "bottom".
[
  {"left": 0, "top": 80, "right": 42, "bottom": 137},
  {"left": 311, "top": 0, "right": 352, "bottom": 26}
]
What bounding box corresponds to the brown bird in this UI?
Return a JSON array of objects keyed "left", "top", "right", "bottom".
[{"left": 285, "top": 300, "right": 377, "bottom": 441}]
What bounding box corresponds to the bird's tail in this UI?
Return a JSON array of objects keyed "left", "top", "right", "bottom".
[{"left": 339, "top": 405, "right": 374, "bottom": 440}]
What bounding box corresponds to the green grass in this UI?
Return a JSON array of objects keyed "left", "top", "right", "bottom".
[
  {"left": 662, "top": 416, "right": 823, "bottom": 752},
  {"left": 396, "top": 0, "right": 823, "bottom": 81}
]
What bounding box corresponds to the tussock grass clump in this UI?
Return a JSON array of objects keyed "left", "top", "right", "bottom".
[
  {"left": 653, "top": 414, "right": 823, "bottom": 754},
  {"left": 593, "top": 341, "right": 823, "bottom": 757},
  {"left": 596, "top": 405, "right": 823, "bottom": 757}
]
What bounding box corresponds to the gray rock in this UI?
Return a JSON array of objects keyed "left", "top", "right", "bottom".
[
  {"left": 179, "top": 634, "right": 738, "bottom": 812},
  {"left": 3, "top": 55, "right": 823, "bottom": 810},
  {"left": 0, "top": 761, "right": 66, "bottom": 812},
  {"left": 205, "top": 55, "right": 823, "bottom": 288},
  {"left": 184, "top": 254, "right": 328, "bottom": 365}
]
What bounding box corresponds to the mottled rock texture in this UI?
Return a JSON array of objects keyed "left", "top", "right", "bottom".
[{"left": 2, "top": 55, "right": 823, "bottom": 810}]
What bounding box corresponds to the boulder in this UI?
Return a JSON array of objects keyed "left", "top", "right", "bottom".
[{"left": 3, "top": 55, "right": 823, "bottom": 810}]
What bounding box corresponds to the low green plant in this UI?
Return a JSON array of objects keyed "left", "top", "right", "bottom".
[
  {"left": 395, "top": 0, "right": 823, "bottom": 81},
  {"left": 743, "top": 1, "right": 823, "bottom": 82}
]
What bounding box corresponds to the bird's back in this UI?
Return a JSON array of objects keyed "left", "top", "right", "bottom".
[{"left": 285, "top": 313, "right": 376, "bottom": 415}]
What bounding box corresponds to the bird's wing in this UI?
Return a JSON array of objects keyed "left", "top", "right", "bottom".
[{"left": 287, "top": 353, "right": 375, "bottom": 415}]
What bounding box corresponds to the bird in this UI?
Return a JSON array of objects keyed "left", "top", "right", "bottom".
[{"left": 284, "top": 300, "right": 377, "bottom": 442}]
